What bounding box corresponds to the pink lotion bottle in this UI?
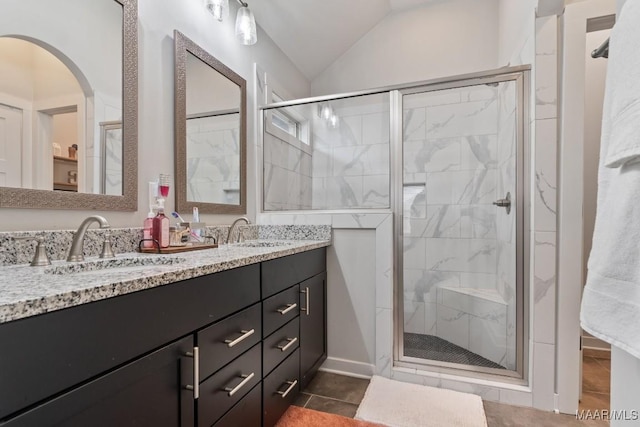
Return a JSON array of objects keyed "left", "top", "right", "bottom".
[{"left": 153, "top": 208, "right": 170, "bottom": 248}]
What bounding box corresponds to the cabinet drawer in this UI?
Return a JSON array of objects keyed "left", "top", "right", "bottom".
[
  {"left": 198, "top": 343, "right": 262, "bottom": 427},
  {"left": 262, "top": 248, "right": 326, "bottom": 298},
  {"left": 263, "top": 317, "right": 300, "bottom": 377},
  {"left": 263, "top": 285, "right": 300, "bottom": 338},
  {"left": 213, "top": 383, "right": 261, "bottom": 427},
  {"left": 198, "top": 303, "right": 261, "bottom": 381},
  {"left": 263, "top": 348, "right": 300, "bottom": 427}
]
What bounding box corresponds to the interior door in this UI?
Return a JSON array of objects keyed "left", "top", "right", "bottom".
[{"left": 0, "top": 104, "right": 23, "bottom": 187}]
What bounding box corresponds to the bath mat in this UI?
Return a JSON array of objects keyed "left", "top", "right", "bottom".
[
  {"left": 355, "top": 376, "right": 488, "bottom": 427},
  {"left": 276, "top": 405, "right": 383, "bottom": 427}
]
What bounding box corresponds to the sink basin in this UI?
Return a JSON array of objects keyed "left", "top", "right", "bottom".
[
  {"left": 45, "top": 256, "right": 186, "bottom": 275},
  {"left": 233, "top": 241, "right": 292, "bottom": 248}
]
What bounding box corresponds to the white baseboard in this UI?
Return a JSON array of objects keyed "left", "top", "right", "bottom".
[{"left": 320, "top": 357, "right": 375, "bottom": 379}]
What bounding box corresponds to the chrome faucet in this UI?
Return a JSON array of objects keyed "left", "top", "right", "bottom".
[
  {"left": 67, "top": 215, "right": 114, "bottom": 262},
  {"left": 226, "top": 217, "right": 251, "bottom": 244}
]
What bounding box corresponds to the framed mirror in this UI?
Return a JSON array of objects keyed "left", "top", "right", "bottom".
[
  {"left": 174, "top": 30, "right": 246, "bottom": 215},
  {"left": 0, "top": 0, "right": 137, "bottom": 210}
]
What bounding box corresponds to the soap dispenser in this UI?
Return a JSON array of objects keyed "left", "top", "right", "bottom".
[{"left": 143, "top": 208, "right": 155, "bottom": 249}]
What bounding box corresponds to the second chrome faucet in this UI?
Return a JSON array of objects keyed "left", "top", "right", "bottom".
[
  {"left": 226, "top": 217, "right": 251, "bottom": 244},
  {"left": 67, "top": 215, "right": 115, "bottom": 262}
]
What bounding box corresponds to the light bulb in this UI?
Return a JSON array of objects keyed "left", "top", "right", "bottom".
[
  {"left": 320, "top": 104, "right": 333, "bottom": 120},
  {"left": 235, "top": 6, "right": 257, "bottom": 45},
  {"left": 329, "top": 114, "right": 339, "bottom": 129},
  {"left": 205, "top": 0, "right": 228, "bottom": 22}
]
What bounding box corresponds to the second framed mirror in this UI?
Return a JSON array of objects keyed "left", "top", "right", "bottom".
[{"left": 174, "top": 30, "right": 246, "bottom": 214}]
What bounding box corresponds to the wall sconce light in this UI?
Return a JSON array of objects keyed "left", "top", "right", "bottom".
[
  {"left": 205, "top": 0, "right": 229, "bottom": 21},
  {"left": 235, "top": 1, "right": 257, "bottom": 45}
]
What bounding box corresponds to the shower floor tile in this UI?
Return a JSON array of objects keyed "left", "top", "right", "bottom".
[{"left": 404, "top": 332, "right": 506, "bottom": 369}]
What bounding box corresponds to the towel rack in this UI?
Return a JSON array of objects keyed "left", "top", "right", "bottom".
[{"left": 591, "top": 38, "right": 609, "bottom": 59}]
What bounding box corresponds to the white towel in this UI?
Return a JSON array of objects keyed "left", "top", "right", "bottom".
[
  {"left": 602, "top": 0, "right": 640, "bottom": 168},
  {"left": 581, "top": 0, "right": 640, "bottom": 359}
]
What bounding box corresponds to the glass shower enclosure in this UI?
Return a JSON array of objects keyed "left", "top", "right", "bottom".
[
  {"left": 262, "top": 67, "right": 529, "bottom": 379},
  {"left": 396, "top": 71, "right": 528, "bottom": 378}
]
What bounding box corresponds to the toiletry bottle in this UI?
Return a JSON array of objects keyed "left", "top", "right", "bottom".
[
  {"left": 143, "top": 209, "right": 155, "bottom": 249},
  {"left": 192, "top": 207, "right": 201, "bottom": 239},
  {"left": 153, "top": 208, "right": 170, "bottom": 248}
]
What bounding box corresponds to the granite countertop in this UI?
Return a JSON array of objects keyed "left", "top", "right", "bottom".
[{"left": 0, "top": 240, "right": 330, "bottom": 324}]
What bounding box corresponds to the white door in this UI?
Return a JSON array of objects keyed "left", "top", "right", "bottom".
[{"left": 0, "top": 104, "right": 23, "bottom": 187}]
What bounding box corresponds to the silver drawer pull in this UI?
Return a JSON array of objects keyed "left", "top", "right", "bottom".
[
  {"left": 224, "top": 329, "right": 255, "bottom": 348},
  {"left": 224, "top": 372, "right": 255, "bottom": 397},
  {"left": 276, "top": 379, "right": 298, "bottom": 398},
  {"left": 277, "top": 303, "right": 297, "bottom": 315},
  {"left": 277, "top": 337, "right": 298, "bottom": 352},
  {"left": 301, "top": 287, "right": 310, "bottom": 316},
  {"left": 184, "top": 347, "right": 199, "bottom": 399}
]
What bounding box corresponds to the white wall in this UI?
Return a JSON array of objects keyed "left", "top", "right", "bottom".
[
  {"left": 326, "top": 229, "right": 377, "bottom": 373},
  {"left": 310, "top": 0, "right": 500, "bottom": 96},
  {"left": 1, "top": 0, "right": 309, "bottom": 231},
  {"left": 582, "top": 29, "right": 609, "bottom": 285},
  {"left": 558, "top": 0, "right": 616, "bottom": 413},
  {"left": 498, "top": 0, "right": 538, "bottom": 66}
]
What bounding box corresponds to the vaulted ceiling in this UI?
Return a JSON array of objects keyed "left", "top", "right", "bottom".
[{"left": 249, "top": 0, "right": 444, "bottom": 81}]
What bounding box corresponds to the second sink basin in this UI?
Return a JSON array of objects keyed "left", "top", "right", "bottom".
[{"left": 45, "top": 256, "right": 186, "bottom": 275}]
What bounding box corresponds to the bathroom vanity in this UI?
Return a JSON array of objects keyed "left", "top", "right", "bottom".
[{"left": 0, "top": 242, "right": 327, "bottom": 427}]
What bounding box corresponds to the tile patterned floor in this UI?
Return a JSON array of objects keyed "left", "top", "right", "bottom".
[{"left": 297, "top": 372, "right": 610, "bottom": 426}]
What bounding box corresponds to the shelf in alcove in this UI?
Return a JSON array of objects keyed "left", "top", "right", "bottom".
[
  {"left": 53, "top": 182, "right": 78, "bottom": 192},
  {"left": 53, "top": 155, "right": 78, "bottom": 164}
]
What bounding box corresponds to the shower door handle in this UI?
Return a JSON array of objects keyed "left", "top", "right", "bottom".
[{"left": 492, "top": 192, "right": 511, "bottom": 215}]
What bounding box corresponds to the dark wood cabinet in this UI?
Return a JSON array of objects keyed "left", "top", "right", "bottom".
[
  {"left": 299, "top": 272, "right": 327, "bottom": 389},
  {"left": 3, "top": 336, "right": 195, "bottom": 427},
  {"left": 0, "top": 247, "right": 327, "bottom": 427}
]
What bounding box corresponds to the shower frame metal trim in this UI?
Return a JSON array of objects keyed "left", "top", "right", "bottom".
[
  {"left": 392, "top": 67, "right": 531, "bottom": 382},
  {"left": 259, "top": 65, "right": 532, "bottom": 111}
]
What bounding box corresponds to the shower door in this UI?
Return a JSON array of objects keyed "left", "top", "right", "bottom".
[{"left": 396, "top": 72, "right": 527, "bottom": 377}]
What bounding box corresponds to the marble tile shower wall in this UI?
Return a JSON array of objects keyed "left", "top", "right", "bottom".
[
  {"left": 263, "top": 131, "right": 313, "bottom": 210},
  {"left": 402, "top": 85, "right": 516, "bottom": 368},
  {"left": 186, "top": 116, "right": 241, "bottom": 205},
  {"left": 311, "top": 100, "right": 390, "bottom": 209}
]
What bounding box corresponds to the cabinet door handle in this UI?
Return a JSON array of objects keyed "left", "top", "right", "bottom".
[
  {"left": 301, "top": 287, "right": 310, "bottom": 316},
  {"left": 224, "top": 372, "right": 255, "bottom": 397},
  {"left": 276, "top": 379, "right": 298, "bottom": 398},
  {"left": 277, "top": 303, "right": 297, "bottom": 315},
  {"left": 184, "top": 346, "right": 199, "bottom": 399},
  {"left": 277, "top": 337, "right": 298, "bottom": 352},
  {"left": 224, "top": 329, "right": 255, "bottom": 348}
]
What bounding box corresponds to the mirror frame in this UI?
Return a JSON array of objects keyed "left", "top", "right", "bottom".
[
  {"left": 0, "top": 0, "right": 138, "bottom": 210},
  {"left": 174, "top": 30, "right": 247, "bottom": 215}
]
